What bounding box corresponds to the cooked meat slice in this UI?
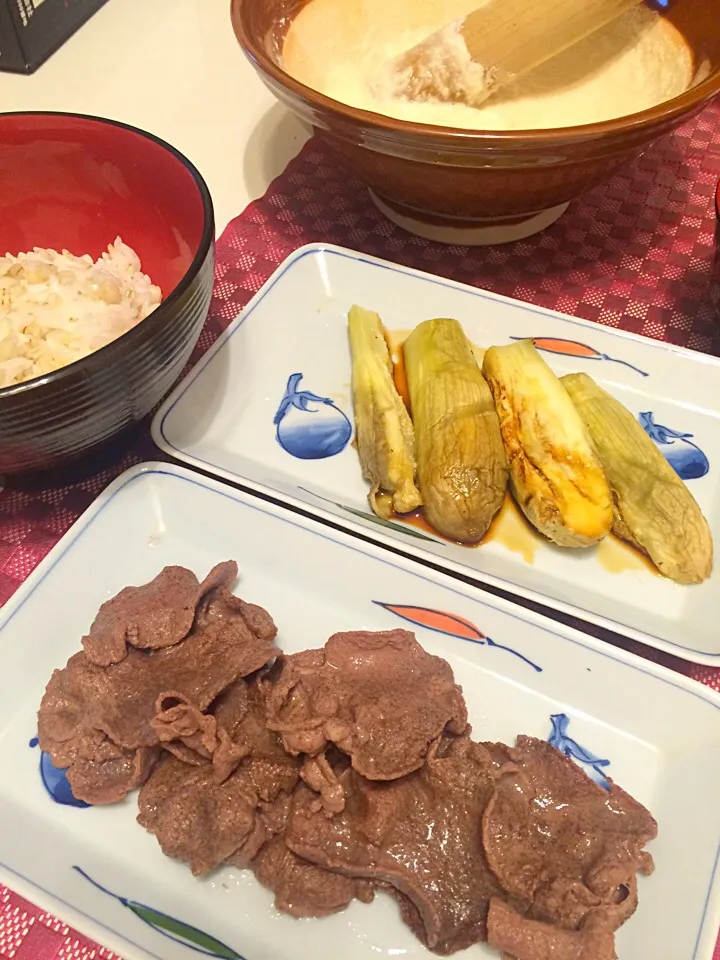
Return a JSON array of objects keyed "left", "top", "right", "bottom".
[
  {"left": 487, "top": 898, "right": 618, "bottom": 960},
  {"left": 83, "top": 609, "right": 278, "bottom": 749},
  {"left": 150, "top": 693, "right": 249, "bottom": 783},
  {"left": 67, "top": 745, "right": 160, "bottom": 806},
  {"left": 287, "top": 738, "right": 501, "bottom": 953},
  {"left": 197, "top": 588, "right": 278, "bottom": 644},
  {"left": 265, "top": 630, "right": 468, "bottom": 800},
  {"left": 138, "top": 679, "right": 300, "bottom": 875},
  {"left": 138, "top": 754, "right": 265, "bottom": 875},
  {"left": 37, "top": 584, "right": 279, "bottom": 805},
  {"left": 82, "top": 561, "right": 239, "bottom": 666},
  {"left": 253, "top": 835, "right": 372, "bottom": 918},
  {"left": 37, "top": 563, "right": 659, "bottom": 955},
  {"left": 38, "top": 653, "right": 111, "bottom": 767},
  {"left": 482, "top": 736, "right": 657, "bottom": 933},
  {"left": 38, "top": 666, "right": 161, "bottom": 805}
]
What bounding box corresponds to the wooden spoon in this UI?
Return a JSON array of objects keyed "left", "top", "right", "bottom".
[{"left": 381, "top": 0, "right": 647, "bottom": 107}]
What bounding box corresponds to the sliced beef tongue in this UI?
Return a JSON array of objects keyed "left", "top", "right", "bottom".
[
  {"left": 138, "top": 678, "right": 300, "bottom": 876},
  {"left": 68, "top": 744, "right": 161, "bottom": 806},
  {"left": 80, "top": 595, "right": 279, "bottom": 750},
  {"left": 138, "top": 754, "right": 267, "bottom": 875},
  {"left": 252, "top": 790, "right": 375, "bottom": 920},
  {"left": 37, "top": 565, "right": 279, "bottom": 806},
  {"left": 150, "top": 694, "right": 218, "bottom": 765},
  {"left": 150, "top": 693, "right": 249, "bottom": 783},
  {"left": 299, "top": 751, "right": 348, "bottom": 815},
  {"left": 286, "top": 737, "right": 503, "bottom": 954},
  {"left": 240, "top": 752, "right": 376, "bottom": 919},
  {"left": 265, "top": 629, "right": 468, "bottom": 808},
  {"left": 487, "top": 898, "right": 618, "bottom": 960},
  {"left": 197, "top": 589, "right": 278, "bottom": 644},
  {"left": 482, "top": 736, "right": 657, "bottom": 938},
  {"left": 81, "top": 561, "right": 239, "bottom": 667},
  {"left": 38, "top": 578, "right": 660, "bottom": 956},
  {"left": 38, "top": 652, "right": 111, "bottom": 768},
  {"left": 36, "top": 652, "right": 159, "bottom": 805}
]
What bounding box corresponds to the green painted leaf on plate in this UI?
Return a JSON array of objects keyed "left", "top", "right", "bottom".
[
  {"left": 73, "top": 866, "right": 243, "bottom": 960},
  {"left": 340, "top": 503, "right": 440, "bottom": 542},
  {"left": 297, "top": 486, "right": 442, "bottom": 544},
  {"left": 128, "top": 904, "right": 242, "bottom": 958}
]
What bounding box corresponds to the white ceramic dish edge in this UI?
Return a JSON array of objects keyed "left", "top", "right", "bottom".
[
  {"left": 151, "top": 243, "right": 720, "bottom": 666},
  {"left": 1, "top": 461, "right": 720, "bottom": 960}
]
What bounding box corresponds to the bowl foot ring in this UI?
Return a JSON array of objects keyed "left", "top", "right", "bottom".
[{"left": 369, "top": 191, "right": 570, "bottom": 246}]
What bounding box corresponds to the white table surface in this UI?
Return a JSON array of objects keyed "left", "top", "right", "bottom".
[{"left": 0, "top": 0, "right": 311, "bottom": 233}]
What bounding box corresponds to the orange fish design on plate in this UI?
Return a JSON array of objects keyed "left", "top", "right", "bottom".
[
  {"left": 373, "top": 602, "right": 542, "bottom": 672},
  {"left": 514, "top": 337, "right": 648, "bottom": 377}
]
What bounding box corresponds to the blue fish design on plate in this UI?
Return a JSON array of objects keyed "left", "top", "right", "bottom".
[
  {"left": 548, "top": 714, "right": 611, "bottom": 791},
  {"left": 274, "top": 373, "right": 352, "bottom": 460},
  {"left": 30, "top": 736, "right": 91, "bottom": 809},
  {"left": 639, "top": 411, "right": 710, "bottom": 480}
]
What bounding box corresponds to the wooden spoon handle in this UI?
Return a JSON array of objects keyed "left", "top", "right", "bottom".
[{"left": 462, "top": 0, "right": 645, "bottom": 82}]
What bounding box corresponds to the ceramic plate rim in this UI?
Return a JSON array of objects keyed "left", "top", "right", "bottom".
[
  {"left": 0, "top": 861, "right": 158, "bottom": 960},
  {"left": 2, "top": 460, "right": 720, "bottom": 960},
  {"left": 151, "top": 243, "right": 720, "bottom": 665}
]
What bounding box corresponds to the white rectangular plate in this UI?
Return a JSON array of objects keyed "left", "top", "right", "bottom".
[
  {"left": 0, "top": 462, "right": 719, "bottom": 960},
  {"left": 152, "top": 244, "right": 720, "bottom": 664}
]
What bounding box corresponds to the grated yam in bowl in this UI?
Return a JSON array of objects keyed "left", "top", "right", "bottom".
[{"left": 0, "top": 238, "right": 162, "bottom": 389}]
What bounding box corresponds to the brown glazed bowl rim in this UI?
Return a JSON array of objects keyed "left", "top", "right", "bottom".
[
  {"left": 0, "top": 110, "right": 215, "bottom": 403},
  {"left": 231, "top": 0, "right": 720, "bottom": 146}
]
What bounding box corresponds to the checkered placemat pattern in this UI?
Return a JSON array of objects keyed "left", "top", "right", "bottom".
[
  {"left": 1, "top": 99, "right": 720, "bottom": 960},
  {"left": 209, "top": 101, "right": 720, "bottom": 355}
]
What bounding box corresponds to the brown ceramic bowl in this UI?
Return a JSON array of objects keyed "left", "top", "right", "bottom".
[{"left": 232, "top": 0, "right": 720, "bottom": 244}]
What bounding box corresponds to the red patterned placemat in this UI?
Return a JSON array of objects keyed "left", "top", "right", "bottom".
[
  {"left": 1, "top": 100, "right": 720, "bottom": 960},
  {"left": 210, "top": 102, "right": 720, "bottom": 354}
]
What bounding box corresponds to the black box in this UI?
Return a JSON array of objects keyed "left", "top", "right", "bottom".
[{"left": 0, "top": 0, "right": 109, "bottom": 74}]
